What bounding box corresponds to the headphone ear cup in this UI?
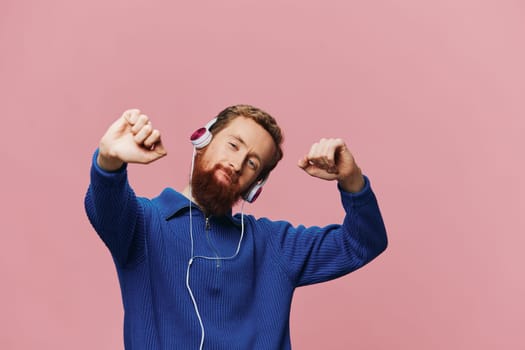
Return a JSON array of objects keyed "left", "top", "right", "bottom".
[
  {"left": 190, "top": 117, "right": 218, "bottom": 149},
  {"left": 190, "top": 127, "right": 213, "bottom": 149},
  {"left": 243, "top": 183, "right": 263, "bottom": 203},
  {"left": 243, "top": 177, "right": 267, "bottom": 203}
]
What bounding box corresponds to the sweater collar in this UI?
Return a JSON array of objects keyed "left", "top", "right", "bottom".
[{"left": 154, "top": 188, "right": 242, "bottom": 227}]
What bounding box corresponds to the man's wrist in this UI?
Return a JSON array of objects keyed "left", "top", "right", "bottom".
[
  {"left": 338, "top": 169, "right": 365, "bottom": 193},
  {"left": 97, "top": 151, "right": 124, "bottom": 172}
]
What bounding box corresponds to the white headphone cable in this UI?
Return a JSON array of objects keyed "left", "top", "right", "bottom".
[{"left": 185, "top": 147, "right": 246, "bottom": 350}]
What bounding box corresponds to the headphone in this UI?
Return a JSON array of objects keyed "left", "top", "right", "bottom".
[
  {"left": 190, "top": 118, "right": 266, "bottom": 203},
  {"left": 187, "top": 117, "right": 257, "bottom": 350}
]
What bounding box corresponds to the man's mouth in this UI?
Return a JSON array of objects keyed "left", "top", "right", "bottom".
[{"left": 215, "top": 168, "right": 236, "bottom": 184}]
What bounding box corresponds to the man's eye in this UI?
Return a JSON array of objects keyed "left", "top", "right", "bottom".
[
  {"left": 247, "top": 159, "right": 258, "bottom": 170},
  {"left": 228, "top": 142, "right": 238, "bottom": 149}
]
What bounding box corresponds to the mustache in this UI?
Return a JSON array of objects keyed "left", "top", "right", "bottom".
[{"left": 214, "top": 164, "right": 239, "bottom": 184}]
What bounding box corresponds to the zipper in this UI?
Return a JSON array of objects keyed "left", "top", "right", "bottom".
[{"left": 205, "top": 216, "right": 221, "bottom": 268}]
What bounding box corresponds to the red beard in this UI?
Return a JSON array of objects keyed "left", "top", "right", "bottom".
[{"left": 191, "top": 157, "right": 244, "bottom": 216}]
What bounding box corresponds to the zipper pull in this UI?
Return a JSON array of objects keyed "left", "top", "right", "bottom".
[{"left": 205, "top": 217, "right": 211, "bottom": 230}]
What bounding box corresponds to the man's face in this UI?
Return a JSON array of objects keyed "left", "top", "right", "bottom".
[{"left": 192, "top": 116, "right": 276, "bottom": 215}]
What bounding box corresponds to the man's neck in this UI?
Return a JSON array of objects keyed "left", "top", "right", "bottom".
[{"left": 181, "top": 185, "right": 193, "bottom": 202}]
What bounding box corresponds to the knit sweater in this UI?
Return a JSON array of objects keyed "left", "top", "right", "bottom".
[{"left": 84, "top": 150, "right": 388, "bottom": 350}]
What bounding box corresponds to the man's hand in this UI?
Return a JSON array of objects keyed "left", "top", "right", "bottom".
[
  {"left": 97, "top": 109, "right": 167, "bottom": 171},
  {"left": 298, "top": 138, "right": 365, "bottom": 193}
]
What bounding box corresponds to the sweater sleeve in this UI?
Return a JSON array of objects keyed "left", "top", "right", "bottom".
[
  {"left": 84, "top": 149, "right": 146, "bottom": 268},
  {"left": 267, "top": 176, "right": 388, "bottom": 287}
]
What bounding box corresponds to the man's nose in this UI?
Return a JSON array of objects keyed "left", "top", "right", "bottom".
[{"left": 229, "top": 154, "right": 244, "bottom": 173}]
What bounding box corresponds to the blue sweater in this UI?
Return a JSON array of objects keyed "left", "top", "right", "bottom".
[{"left": 84, "top": 150, "right": 388, "bottom": 349}]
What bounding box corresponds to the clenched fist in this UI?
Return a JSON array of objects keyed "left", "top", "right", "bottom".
[
  {"left": 97, "top": 109, "right": 167, "bottom": 171},
  {"left": 298, "top": 138, "right": 365, "bottom": 193}
]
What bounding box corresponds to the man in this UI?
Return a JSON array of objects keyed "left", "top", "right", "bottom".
[{"left": 84, "top": 105, "right": 388, "bottom": 350}]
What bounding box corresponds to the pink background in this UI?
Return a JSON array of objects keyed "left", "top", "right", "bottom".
[{"left": 1, "top": 0, "right": 524, "bottom": 349}]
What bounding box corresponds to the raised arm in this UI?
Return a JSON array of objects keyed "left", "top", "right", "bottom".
[
  {"left": 84, "top": 109, "right": 167, "bottom": 267},
  {"left": 269, "top": 138, "right": 387, "bottom": 286}
]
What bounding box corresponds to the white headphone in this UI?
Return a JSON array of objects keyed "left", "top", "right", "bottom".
[
  {"left": 187, "top": 116, "right": 271, "bottom": 349},
  {"left": 190, "top": 118, "right": 267, "bottom": 203}
]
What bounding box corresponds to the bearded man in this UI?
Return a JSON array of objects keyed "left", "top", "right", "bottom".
[{"left": 84, "top": 105, "right": 388, "bottom": 350}]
